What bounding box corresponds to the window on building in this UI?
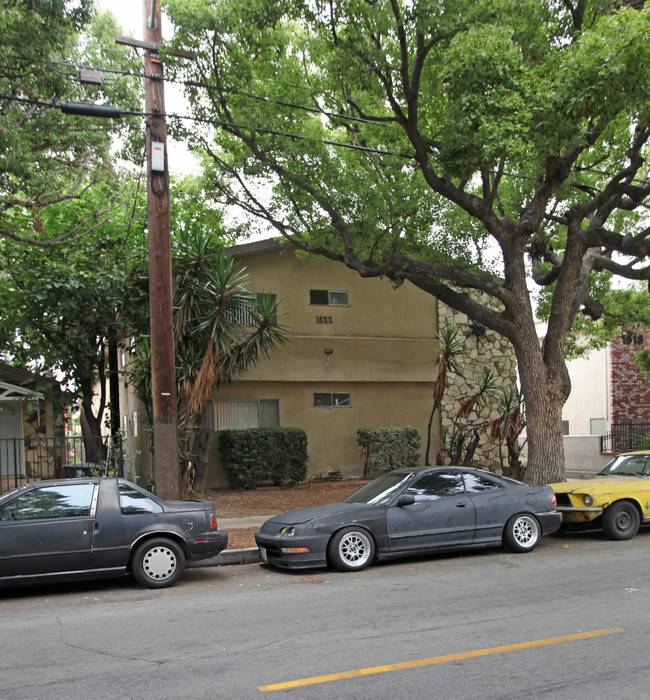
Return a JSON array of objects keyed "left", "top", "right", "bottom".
[
  {"left": 562, "top": 420, "right": 570, "bottom": 435},
  {"left": 313, "top": 392, "right": 351, "bottom": 408},
  {"left": 211, "top": 399, "right": 280, "bottom": 430},
  {"left": 590, "top": 418, "right": 606, "bottom": 436},
  {"left": 228, "top": 293, "right": 277, "bottom": 325},
  {"left": 310, "top": 289, "right": 349, "bottom": 306}
]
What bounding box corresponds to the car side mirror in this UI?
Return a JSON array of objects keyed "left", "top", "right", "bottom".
[{"left": 397, "top": 494, "right": 415, "bottom": 507}]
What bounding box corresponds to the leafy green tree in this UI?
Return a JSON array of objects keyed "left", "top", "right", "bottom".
[
  {"left": 0, "top": 178, "right": 149, "bottom": 458},
  {"left": 636, "top": 350, "right": 650, "bottom": 375},
  {"left": 0, "top": 2, "right": 143, "bottom": 247},
  {"left": 165, "top": 0, "right": 650, "bottom": 483},
  {"left": 538, "top": 281, "right": 650, "bottom": 359}
]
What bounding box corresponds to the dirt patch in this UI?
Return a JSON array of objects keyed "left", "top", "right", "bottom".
[
  {"left": 206, "top": 480, "right": 367, "bottom": 550},
  {"left": 208, "top": 480, "right": 365, "bottom": 518}
]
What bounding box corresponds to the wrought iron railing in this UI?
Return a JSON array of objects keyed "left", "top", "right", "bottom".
[
  {"left": 600, "top": 421, "right": 650, "bottom": 454},
  {"left": 0, "top": 435, "right": 123, "bottom": 494}
]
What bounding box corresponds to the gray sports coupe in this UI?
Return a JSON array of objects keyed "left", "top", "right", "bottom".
[
  {"left": 255, "top": 467, "right": 561, "bottom": 571},
  {"left": 0, "top": 477, "right": 228, "bottom": 588}
]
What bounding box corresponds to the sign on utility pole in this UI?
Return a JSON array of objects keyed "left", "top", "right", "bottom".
[{"left": 143, "top": 0, "right": 180, "bottom": 500}]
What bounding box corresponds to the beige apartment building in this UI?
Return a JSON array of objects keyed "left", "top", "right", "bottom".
[{"left": 120, "top": 239, "right": 518, "bottom": 488}]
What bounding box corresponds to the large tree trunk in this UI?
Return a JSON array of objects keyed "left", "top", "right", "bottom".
[
  {"left": 78, "top": 366, "right": 106, "bottom": 464},
  {"left": 79, "top": 397, "right": 105, "bottom": 464},
  {"left": 513, "top": 340, "right": 568, "bottom": 485}
]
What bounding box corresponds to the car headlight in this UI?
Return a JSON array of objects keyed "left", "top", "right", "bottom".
[
  {"left": 583, "top": 494, "right": 594, "bottom": 507},
  {"left": 280, "top": 526, "right": 295, "bottom": 537}
]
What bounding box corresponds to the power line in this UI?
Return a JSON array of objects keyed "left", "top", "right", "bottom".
[
  {"left": 0, "top": 92, "right": 414, "bottom": 159},
  {"left": 45, "top": 57, "right": 380, "bottom": 127}
]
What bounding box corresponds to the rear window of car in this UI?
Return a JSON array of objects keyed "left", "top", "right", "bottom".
[
  {"left": 119, "top": 484, "right": 163, "bottom": 514},
  {"left": 464, "top": 473, "right": 504, "bottom": 493}
]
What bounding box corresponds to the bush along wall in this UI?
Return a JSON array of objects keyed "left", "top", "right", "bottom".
[
  {"left": 219, "top": 427, "right": 308, "bottom": 489},
  {"left": 357, "top": 426, "right": 421, "bottom": 478}
]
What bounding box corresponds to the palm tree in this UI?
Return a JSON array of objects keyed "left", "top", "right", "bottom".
[
  {"left": 489, "top": 388, "right": 526, "bottom": 479},
  {"left": 130, "top": 227, "right": 287, "bottom": 494},
  {"left": 424, "top": 326, "right": 464, "bottom": 465}
]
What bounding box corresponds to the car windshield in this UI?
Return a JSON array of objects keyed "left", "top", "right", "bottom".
[
  {"left": 342, "top": 472, "right": 414, "bottom": 505},
  {"left": 598, "top": 454, "right": 649, "bottom": 477}
]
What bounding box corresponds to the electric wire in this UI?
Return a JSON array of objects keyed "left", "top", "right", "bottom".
[
  {"left": 43, "top": 56, "right": 384, "bottom": 126},
  {"left": 0, "top": 92, "right": 414, "bottom": 160}
]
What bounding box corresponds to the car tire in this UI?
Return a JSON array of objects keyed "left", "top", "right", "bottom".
[
  {"left": 131, "top": 537, "right": 186, "bottom": 588},
  {"left": 327, "top": 527, "right": 375, "bottom": 572},
  {"left": 602, "top": 501, "right": 640, "bottom": 541},
  {"left": 503, "top": 513, "right": 540, "bottom": 552}
]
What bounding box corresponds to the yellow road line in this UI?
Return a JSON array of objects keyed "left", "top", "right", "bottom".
[{"left": 259, "top": 627, "right": 623, "bottom": 692}]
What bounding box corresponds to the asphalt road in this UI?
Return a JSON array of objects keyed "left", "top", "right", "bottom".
[{"left": 2, "top": 529, "right": 650, "bottom": 699}]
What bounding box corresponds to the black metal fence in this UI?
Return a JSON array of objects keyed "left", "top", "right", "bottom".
[
  {"left": 601, "top": 421, "right": 650, "bottom": 454},
  {"left": 0, "top": 435, "right": 124, "bottom": 494}
]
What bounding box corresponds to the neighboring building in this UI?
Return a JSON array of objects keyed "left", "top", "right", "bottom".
[
  {"left": 562, "top": 328, "right": 649, "bottom": 440},
  {"left": 610, "top": 328, "right": 650, "bottom": 427},
  {"left": 539, "top": 324, "right": 650, "bottom": 475},
  {"left": 120, "top": 240, "right": 519, "bottom": 488},
  {"left": 0, "top": 362, "right": 61, "bottom": 492}
]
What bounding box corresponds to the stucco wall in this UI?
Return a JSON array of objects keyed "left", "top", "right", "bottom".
[
  {"left": 562, "top": 435, "right": 611, "bottom": 478},
  {"left": 205, "top": 244, "right": 439, "bottom": 487},
  {"left": 562, "top": 347, "right": 609, "bottom": 435}
]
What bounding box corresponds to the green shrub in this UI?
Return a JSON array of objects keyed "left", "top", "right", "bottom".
[
  {"left": 357, "top": 426, "right": 421, "bottom": 478},
  {"left": 219, "top": 427, "right": 308, "bottom": 489}
]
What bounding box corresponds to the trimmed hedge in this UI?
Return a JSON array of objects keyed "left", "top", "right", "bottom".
[
  {"left": 219, "top": 427, "right": 308, "bottom": 489},
  {"left": 357, "top": 426, "right": 421, "bottom": 477}
]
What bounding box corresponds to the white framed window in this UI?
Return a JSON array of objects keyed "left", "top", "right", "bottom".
[
  {"left": 211, "top": 399, "right": 280, "bottom": 430},
  {"left": 313, "top": 392, "right": 351, "bottom": 408},
  {"left": 310, "top": 289, "right": 349, "bottom": 306}
]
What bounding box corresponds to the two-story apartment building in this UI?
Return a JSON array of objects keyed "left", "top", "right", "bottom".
[{"left": 120, "top": 239, "right": 519, "bottom": 488}]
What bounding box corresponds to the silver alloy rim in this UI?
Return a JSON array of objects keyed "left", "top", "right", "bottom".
[
  {"left": 339, "top": 531, "right": 371, "bottom": 567},
  {"left": 142, "top": 545, "right": 177, "bottom": 580},
  {"left": 513, "top": 516, "right": 539, "bottom": 548}
]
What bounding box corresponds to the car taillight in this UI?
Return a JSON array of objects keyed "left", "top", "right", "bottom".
[
  {"left": 209, "top": 513, "right": 218, "bottom": 529},
  {"left": 551, "top": 494, "right": 557, "bottom": 507}
]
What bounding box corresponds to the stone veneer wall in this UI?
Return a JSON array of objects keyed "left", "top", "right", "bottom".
[{"left": 437, "top": 302, "right": 519, "bottom": 472}]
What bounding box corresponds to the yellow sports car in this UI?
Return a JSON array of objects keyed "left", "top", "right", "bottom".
[{"left": 549, "top": 451, "right": 650, "bottom": 540}]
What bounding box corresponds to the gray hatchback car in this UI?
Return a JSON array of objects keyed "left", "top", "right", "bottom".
[
  {"left": 256, "top": 466, "right": 561, "bottom": 572},
  {"left": 0, "top": 477, "right": 228, "bottom": 588}
]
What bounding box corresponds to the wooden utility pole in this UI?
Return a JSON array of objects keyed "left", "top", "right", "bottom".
[{"left": 143, "top": 0, "right": 180, "bottom": 499}]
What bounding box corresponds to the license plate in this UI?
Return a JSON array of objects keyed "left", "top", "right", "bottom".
[{"left": 259, "top": 547, "right": 267, "bottom": 562}]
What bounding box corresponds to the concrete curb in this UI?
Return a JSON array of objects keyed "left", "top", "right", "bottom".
[{"left": 194, "top": 547, "right": 260, "bottom": 567}]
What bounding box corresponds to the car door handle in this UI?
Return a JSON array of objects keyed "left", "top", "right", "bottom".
[
  {"left": 456, "top": 503, "right": 467, "bottom": 508},
  {"left": 93, "top": 522, "right": 100, "bottom": 532}
]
